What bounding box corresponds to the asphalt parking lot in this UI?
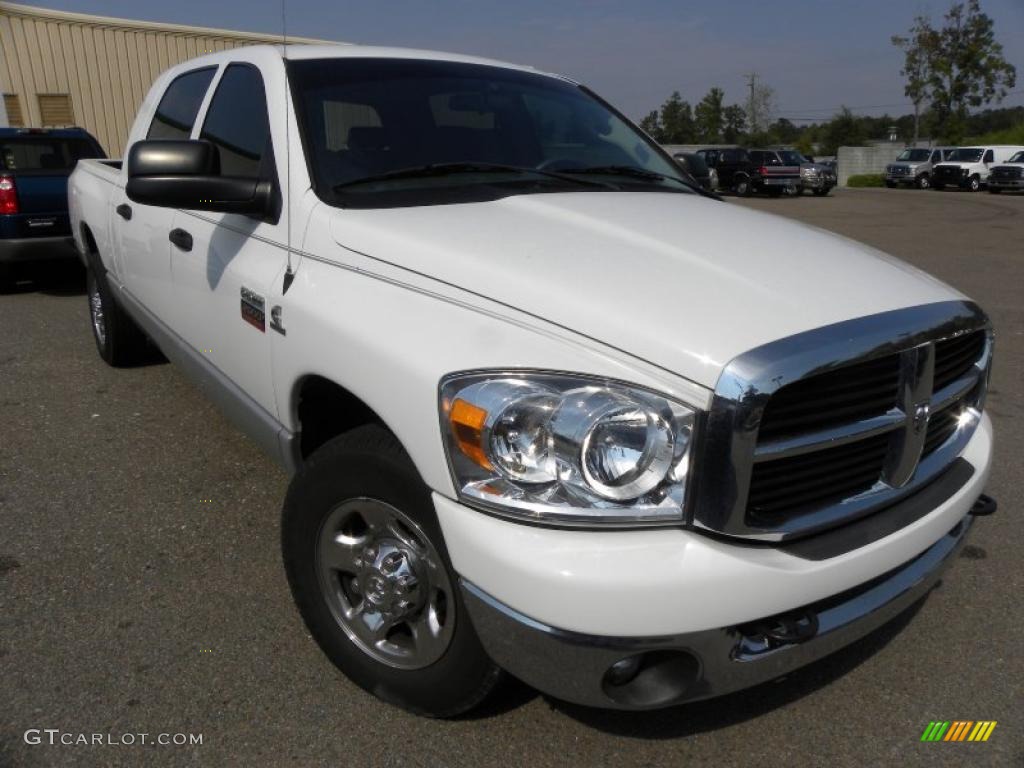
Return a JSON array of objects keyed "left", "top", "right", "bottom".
[{"left": 1, "top": 187, "right": 1022, "bottom": 767}]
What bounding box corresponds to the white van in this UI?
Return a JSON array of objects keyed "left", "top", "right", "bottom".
[{"left": 931, "top": 145, "right": 1024, "bottom": 191}]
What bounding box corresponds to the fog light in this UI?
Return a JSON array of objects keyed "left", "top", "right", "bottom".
[{"left": 605, "top": 655, "right": 643, "bottom": 687}]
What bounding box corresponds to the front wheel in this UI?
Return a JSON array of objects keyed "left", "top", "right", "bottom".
[
  {"left": 813, "top": 188, "right": 831, "bottom": 197},
  {"left": 86, "top": 263, "right": 148, "bottom": 366},
  {"left": 733, "top": 177, "right": 751, "bottom": 197},
  {"left": 281, "top": 425, "right": 501, "bottom": 717},
  {"left": 933, "top": 183, "right": 945, "bottom": 191},
  {"left": 916, "top": 174, "right": 931, "bottom": 190},
  {"left": 968, "top": 175, "right": 981, "bottom": 192}
]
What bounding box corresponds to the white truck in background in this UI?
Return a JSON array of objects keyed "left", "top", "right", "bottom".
[
  {"left": 68, "top": 45, "right": 996, "bottom": 716},
  {"left": 931, "top": 145, "right": 1024, "bottom": 191}
]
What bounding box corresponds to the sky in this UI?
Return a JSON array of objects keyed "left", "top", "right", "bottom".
[{"left": 28, "top": 0, "right": 1024, "bottom": 122}]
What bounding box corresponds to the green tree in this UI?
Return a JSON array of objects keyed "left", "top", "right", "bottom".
[
  {"left": 822, "top": 107, "right": 869, "bottom": 155},
  {"left": 722, "top": 104, "right": 746, "bottom": 143},
  {"left": 658, "top": 91, "right": 696, "bottom": 143},
  {"left": 694, "top": 87, "right": 725, "bottom": 142},
  {"left": 892, "top": 0, "right": 1016, "bottom": 143},
  {"left": 892, "top": 14, "right": 940, "bottom": 144},
  {"left": 638, "top": 110, "right": 663, "bottom": 142}
]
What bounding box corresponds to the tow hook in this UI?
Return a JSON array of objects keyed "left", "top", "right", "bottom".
[
  {"left": 969, "top": 494, "right": 997, "bottom": 517},
  {"left": 742, "top": 608, "right": 819, "bottom": 650}
]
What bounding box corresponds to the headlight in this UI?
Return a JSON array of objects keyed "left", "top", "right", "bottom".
[{"left": 440, "top": 373, "right": 697, "bottom": 526}]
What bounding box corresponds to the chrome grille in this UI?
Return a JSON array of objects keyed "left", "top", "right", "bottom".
[{"left": 694, "top": 302, "right": 991, "bottom": 541}]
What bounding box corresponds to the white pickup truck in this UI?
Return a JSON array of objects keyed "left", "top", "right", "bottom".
[{"left": 68, "top": 45, "right": 996, "bottom": 716}]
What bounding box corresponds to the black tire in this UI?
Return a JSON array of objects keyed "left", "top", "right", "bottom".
[
  {"left": 766, "top": 188, "right": 784, "bottom": 198},
  {"left": 813, "top": 188, "right": 831, "bottom": 197},
  {"left": 733, "top": 176, "right": 751, "bottom": 197},
  {"left": 917, "top": 174, "right": 931, "bottom": 190},
  {"left": 989, "top": 188, "right": 1002, "bottom": 194},
  {"left": 281, "top": 425, "right": 502, "bottom": 717},
  {"left": 968, "top": 175, "right": 981, "bottom": 192},
  {"left": 0, "top": 263, "right": 12, "bottom": 293},
  {"left": 86, "top": 259, "right": 148, "bottom": 366},
  {"left": 884, "top": 181, "right": 897, "bottom": 188},
  {"left": 933, "top": 183, "right": 945, "bottom": 191}
]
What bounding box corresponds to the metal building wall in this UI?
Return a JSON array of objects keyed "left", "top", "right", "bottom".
[{"left": 0, "top": 2, "right": 330, "bottom": 155}]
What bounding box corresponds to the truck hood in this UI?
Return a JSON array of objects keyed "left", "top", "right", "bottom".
[{"left": 329, "top": 192, "right": 961, "bottom": 388}]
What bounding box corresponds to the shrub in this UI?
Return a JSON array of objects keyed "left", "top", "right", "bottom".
[
  {"left": 964, "top": 123, "right": 1024, "bottom": 145},
  {"left": 846, "top": 173, "right": 885, "bottom": 188}
]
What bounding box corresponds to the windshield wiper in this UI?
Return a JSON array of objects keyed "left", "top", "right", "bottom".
[
  {"left": 332, "top": 162, "right": 613, "bottom": 192},
  {"left": 561, "top": 165, "right": 716, "bottom": 198},
  {"left": 562, "top": 165, "right": 669, "bottom": 181}
]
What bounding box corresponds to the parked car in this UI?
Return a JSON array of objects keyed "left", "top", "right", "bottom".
[
  {"left": 884, "top": 147, "right": 956, "bottom": 190},
  {"left": 695, "top": 146, "right": 756, "bottom": 195},
  {"left": 986, "top": 150, "right": 1024, "bottom": 194},
  {"left": 0, "top": 127, "right": 104, "bottom": 288},
  {"left": 672, "top": 151, "right": 716, "bottom": 191},
  {"left": 70, "top": 45, "right": 996, "bottom": 717},
  {"left": 931, "top": 145, "right": 1024, "bottom": 191},
  {"left": 747, "top": 149, "right": 802, "bottom": 196},
  {"left": 792, "top": 152, "right": 837, "bottom": 196}
]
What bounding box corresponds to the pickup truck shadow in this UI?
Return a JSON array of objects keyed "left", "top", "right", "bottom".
[
  {"left": 468, "top": 593, "right": 928, "bottom": 732},
  {"left": 3, "top": 261, "right": 86, "bottom": 296}
]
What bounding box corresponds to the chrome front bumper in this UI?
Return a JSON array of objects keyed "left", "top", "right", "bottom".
[{"left": 462, "top": 510, "right": 979, "bottom": 710}]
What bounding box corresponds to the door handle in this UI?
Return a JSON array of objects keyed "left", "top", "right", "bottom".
[
  {"left": 169, "top": 228, "right": 193, "bottom": 252},
  {"left": 115, "top": 203, "right": 132, "bottom": 221}
]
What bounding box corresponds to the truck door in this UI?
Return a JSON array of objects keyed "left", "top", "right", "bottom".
[
  {"left": 167, "top": 63, "right": 287, "bottom": 416},
  {"left": 117, "top": 67, "right": 216, "bottom": 323}
]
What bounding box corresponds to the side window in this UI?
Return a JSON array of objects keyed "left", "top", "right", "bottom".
[
  {"left": 147, "top": 68, "right": 216, "bottom": 140},
  {"left": 983, "top": 149, "right": 994, "bottom": 163},
  {"left": 200, "top": 64, "right": 271, "bottom": 179}
]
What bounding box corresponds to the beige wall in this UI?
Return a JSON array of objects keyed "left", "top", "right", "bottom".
[{"left": 0, "top": 2, "right": 331, "bottom": 155}]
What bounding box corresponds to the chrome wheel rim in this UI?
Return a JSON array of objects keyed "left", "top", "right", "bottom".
[
  {"left": 316, "top": 498, "right": 455, "bottom": 669},
  {"left": 89, "top": 279, "right": 107, "bottom": 347}
]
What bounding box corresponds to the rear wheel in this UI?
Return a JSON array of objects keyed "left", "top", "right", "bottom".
[
  {"left": 916, "top": 174, "right": 931, "bottom": 190},
  {"left": 733, "top": 176, "right": 751, "bottom": 197},
  {"left": 86, "top": 261, "right": 148, "bottom": 366},
  {"left": 0, "top": 263, "right": 12, "bottom": 293},
  {"left": 281, "top": 425, "right": 501, "bottom": 717}
]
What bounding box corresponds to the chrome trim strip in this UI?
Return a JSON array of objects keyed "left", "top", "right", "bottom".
[
  {"left": 753, "top": 410, "right": 904, "bottom": 461},
  {"left": 112, "top": 278, "right": 301, "bottom": 475},
  {"left": 461, "top": 516, "right": 973, "bottom": 710},
  {"left": 694, "top": 301, "right": 991, "bottom": 540},
  {"left": 931, "top": 370, "right": 982, "bottom": 411}
]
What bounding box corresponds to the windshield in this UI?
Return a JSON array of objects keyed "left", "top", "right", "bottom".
[
  {"left": 0, "top": 137, "right": 102, "bottom": 174},
  {"left": 947, "top": 148, "right": 984, "bottom": 163},
  {"left": 1008, "top": 151, "right": 1024, "bottom": 163},
  {"left": 896, "top": 149, "right": 931, "bottom": 162},
  {"left": 287, "top": 58, "right": 689, "bottom": 206},
  {"left": 676, "top": 153, "right": 707, "bottom": 175}
]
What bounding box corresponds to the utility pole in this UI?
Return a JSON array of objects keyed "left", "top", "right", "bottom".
[{"left": 744, "top": 73, "right": 758, "bottom": 134}]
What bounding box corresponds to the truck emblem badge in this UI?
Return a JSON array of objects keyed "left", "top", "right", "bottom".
[
  {"left": 912, "top": 401, "right": 930, "bottom": 434},
  {"left": 269, "top": 305, "right": 286, "bottom": 336},
  {"left": 240, "top": 287, "right": 266, "bottom": 333}
]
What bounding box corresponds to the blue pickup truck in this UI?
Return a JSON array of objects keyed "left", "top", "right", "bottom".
[{"left": 1, "top": 127, "right": 105, "bottom": 289}]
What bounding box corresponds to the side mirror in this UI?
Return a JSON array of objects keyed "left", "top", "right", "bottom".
[{"left": 125, "top": 140, "right": 274, "bottom": 218}]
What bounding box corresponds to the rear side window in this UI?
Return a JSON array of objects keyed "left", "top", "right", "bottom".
[
  {"left": 200, "top": 64, "right": 271, "bottom": 179},
  {"left": 1, "top": 137, "right": 102, "bottom": 173},
  {"left": 147, "top": 68, "right": 216, "bottom": 140}
]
